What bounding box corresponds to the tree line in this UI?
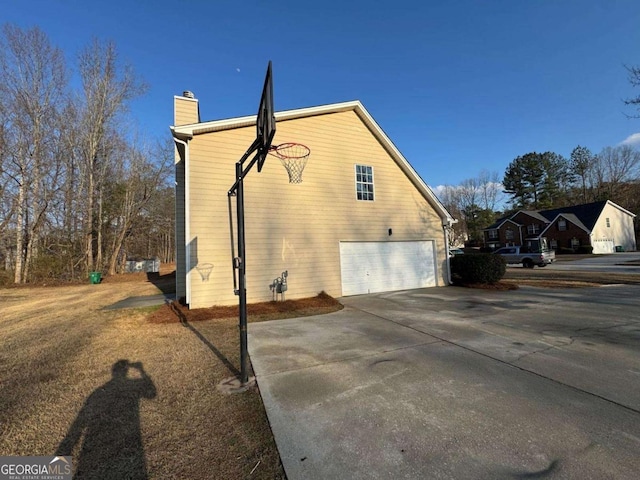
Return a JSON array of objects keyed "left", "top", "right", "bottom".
[
  {"left": 0, "top": 25, "right": 174, "bottom": 284},
  {"left": 440, "top": 143, "right": 640, "bottom": 247},
  {"left": 440, "top": 62, "right": 640, "bottom": 246},
  {"left": 503, "top": 144, "right": 640, "bottom": 210}
]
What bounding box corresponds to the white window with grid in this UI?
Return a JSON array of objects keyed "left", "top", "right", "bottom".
[
  {"left": 558, "top": 219, "right": 567, "bottom": 231},
  {"left": 527, "top": 224, "right": 540, "bottom": 235},
  {"left": 488, "top": 229, "right": 498, "bottom": 239},
  {"left": 355, "top": 165, "right": 374, "bottom": 201}
]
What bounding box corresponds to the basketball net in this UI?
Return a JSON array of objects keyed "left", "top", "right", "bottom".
[{"left": 269, "top": 143, "right": 310, "bottom": 184}]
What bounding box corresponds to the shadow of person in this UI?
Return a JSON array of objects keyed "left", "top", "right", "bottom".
[{"left": 56, "top": 360, "right": 157, "bottom": 479}]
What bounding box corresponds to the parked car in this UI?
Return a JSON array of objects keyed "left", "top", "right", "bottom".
[
  {"left": 449, "top": 248, "right": 464, "bottom": 257},
  {"left": 493, "top": 246, "right": 555, "bottom": 268}
]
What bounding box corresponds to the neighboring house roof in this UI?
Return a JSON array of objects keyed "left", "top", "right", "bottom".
[
  {"left": 556, "top": 213, "right": 589, "bottom": 232},
  {"left": 538, "top": 201, "right": 608, "bottom": 231},
  {"left": 540, "top": 213, "right": 590, "bottom": 237},
  {"left": 171, "top": 100, "right": 455, "bottom": 226},
  {"left": 516, "top": 210, "right": 550, "bottom": 223},
  {"left": 483, "top": 218, "right": 521, "bottom": 231}
]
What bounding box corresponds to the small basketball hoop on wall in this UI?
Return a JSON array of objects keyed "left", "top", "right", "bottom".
[
  {"left": 195, "top": 263, "right": 213, "bottom": 282},
  {"left": 269, "top": 143, "right": 310, "bottom": 184}
]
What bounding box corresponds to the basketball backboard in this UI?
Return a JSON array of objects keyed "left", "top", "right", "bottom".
[{"left": 256, "top": 61, "right": 275, "bottom": 172}]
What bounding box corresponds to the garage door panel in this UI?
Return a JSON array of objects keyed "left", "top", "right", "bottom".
[
  {"left": 592, "top": 239, "right": 614, "bottom": 254},
  {"left": 340, "top": 241, "right": 436, "bottom": 296}
]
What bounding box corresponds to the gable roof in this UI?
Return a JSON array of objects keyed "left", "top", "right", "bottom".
[
  {"left": 171, "top": 100, "right": 455, "bottom": 226},
  {"left": 540, "top": 213, "right": 590, "bottom": 236},
  {"left": 483, "top": 218, "right": 520, "bottom": 231},
  {"left": 538, "top": 201, "right": 607, "bottom": 231},
  {"left": 515, "top": 210, "right": 550, "bottom": 223}
]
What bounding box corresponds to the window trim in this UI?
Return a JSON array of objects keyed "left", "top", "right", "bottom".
[
  {"left": 354, "top": 164, "right": 375, "bottom": 201},
  {"left": 558, "top": 219, "right": 567, "bottom": 231},
  {"left": 527, "top": 224, "right": 540, "bottom": 235},
  {"left": 488, "top": 229, "right": 498, "bottom": 239}
]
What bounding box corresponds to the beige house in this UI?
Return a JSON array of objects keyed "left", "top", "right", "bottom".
[{"left": 171, "top": 95, "right": 455, "bottom": 308}]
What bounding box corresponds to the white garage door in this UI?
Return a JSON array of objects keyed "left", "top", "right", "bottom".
[
  {"left": 339, "top": 241, "right": 437, "bottom": 296},
  {"left": 592, "top": 239, "right": 615, "bottom": 254}
]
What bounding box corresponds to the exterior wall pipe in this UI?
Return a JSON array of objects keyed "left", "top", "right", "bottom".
[{"left": 173, "top": 136, "right": 191, "bottom": 305}]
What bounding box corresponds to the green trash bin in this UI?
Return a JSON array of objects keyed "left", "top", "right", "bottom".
[
  {"left": 615, "top": 245, "right": 624, "bottom": 252},
  {"left": 89, "top": 271, "right": 102, "bottom": 284}
]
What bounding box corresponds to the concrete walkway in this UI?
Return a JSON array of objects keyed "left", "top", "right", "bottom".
[
  {"left": 104, "top": 293, "right": 175, "bottom": 310},
  {"left": 248, "top": 286, "right": 640, "bottom": 479}
]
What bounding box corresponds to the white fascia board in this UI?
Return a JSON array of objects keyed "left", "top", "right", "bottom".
[
  {"left": 350, "top": 102, "right": 456, "bottom": 226},
  {"left": 606, "top": 200, "right": 636, "bottom": 218}
]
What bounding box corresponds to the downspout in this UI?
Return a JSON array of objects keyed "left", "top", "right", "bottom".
[
  {"left": 443, "top": 220, "right": 455, "bottom": 285},
  {"left": 173, "top": 135, "right": 191, "bottom": 305}
]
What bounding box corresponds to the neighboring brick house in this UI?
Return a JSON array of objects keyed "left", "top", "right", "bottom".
[{"left": 483, "top": 200, "right": 636, "bottom": 253}]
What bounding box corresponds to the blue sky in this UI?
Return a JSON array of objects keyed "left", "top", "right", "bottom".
[{"left": 4, "top": 0, "right": 640, "bottom": 190}]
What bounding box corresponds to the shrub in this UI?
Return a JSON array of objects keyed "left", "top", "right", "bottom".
[
  {"left": 450, "top": 253, "right": 506, "bottom": 285},
  {"left": 576, "top": 245, "right": 593, "bottom": 254}
]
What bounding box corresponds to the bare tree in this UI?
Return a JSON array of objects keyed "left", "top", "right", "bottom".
[
  {"left": 437, "top": 171, "right": 502, "bottom": 245},
  {"left": 594, "top": 145, "right": 640, "bottom": 200},
  {"left": 0, "top": 25, "right": 68, "bottom": 283},
  {"left": 624, "top": 64, "right": 640, "bottom": 118},
  {"left": 477, "top": 169, "right": 504, "bottom": 211},
  {"left": 104, "top": 139, "right": 171, "bottom": 275},
  {"left": 77, "top": 39, "right": 147, "bottom": 274}
]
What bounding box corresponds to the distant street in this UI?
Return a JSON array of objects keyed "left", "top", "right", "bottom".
[{"left": 505, "top": 253, "right": 640, "bottom": 275}]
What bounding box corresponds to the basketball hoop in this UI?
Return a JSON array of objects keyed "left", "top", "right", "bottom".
[
  {"left": 195, "top": 263, "right": 213, "bottom": 282},
  {"left": 269, "top": 143, "right": 310, "bottom": 184}
]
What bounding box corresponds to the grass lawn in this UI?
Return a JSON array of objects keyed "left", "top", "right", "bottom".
[{"left": 0, "top": 267, "right": 341, "bottom": 479}]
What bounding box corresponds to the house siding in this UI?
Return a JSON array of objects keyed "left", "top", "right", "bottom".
[
  {"left": 592, "top": 203, "right": 637, "bottom": 252},
  {"left": 185, "top": 110, "right": 447, "bottom": 308}
]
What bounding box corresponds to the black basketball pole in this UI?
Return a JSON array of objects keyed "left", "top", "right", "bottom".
[
  {"left": 236, "top": 160, "right": 249, "bottom": 384},
  {"left": 229, "top": 138, "right": 262, "bottom": 385},
  {"left": 227, "top": 61, "right": 274, "bottom": 386}
]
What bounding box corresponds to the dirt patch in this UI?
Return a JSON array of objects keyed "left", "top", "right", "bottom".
[{"left": 148, "top": 291, "right": 343, "bottom": 324}]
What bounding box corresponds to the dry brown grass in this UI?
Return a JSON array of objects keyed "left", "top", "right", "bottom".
[{"left": 0, "top": 268, "right": 340, "bottom": 479}]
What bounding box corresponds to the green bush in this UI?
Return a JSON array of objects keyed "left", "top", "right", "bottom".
[
  {"left": 450, "top": 253, "right": 506, "bottom": 285},
  {"left": 576, "top": 245, "right": 593, "bottom": 254}
]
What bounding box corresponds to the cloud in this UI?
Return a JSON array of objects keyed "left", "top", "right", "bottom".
[
  {"left": 620, "top": 132, "right": 640, "bottom": 147},
  {"left": 431, "top": 185, "right": 447, "bottom": 197}
]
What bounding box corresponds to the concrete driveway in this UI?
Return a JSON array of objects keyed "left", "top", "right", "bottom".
[{"left": 248, "top": 285, "right": 640, "bottom": 479}]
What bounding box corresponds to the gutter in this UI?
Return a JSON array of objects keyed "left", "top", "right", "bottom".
[{"left": 172, "top": 133, "right": 191, "bottom": 305}]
